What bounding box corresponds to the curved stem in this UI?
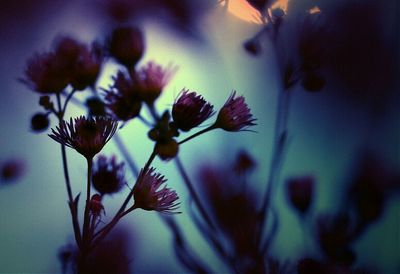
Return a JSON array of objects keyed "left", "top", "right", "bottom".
[
  {"left": 62, "top": 88, "right": 77, "bottom": 115},
  {"left": 113, "top": 133, "right": 139, "bottom": 177},
  {"left": 178, "top": 125, "right": 217, "bottom": 145}
]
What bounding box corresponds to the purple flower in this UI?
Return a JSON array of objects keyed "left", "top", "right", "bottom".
[
  {"left": 172, "top": 89, "right": 214, "bottom": 132},
  {"left": 103, "top": 71, "right": 142, "bottom": 121},
  {"left": 133, "top": 61, "right": 177, "bottom": 103},
  {"left": 49, "top": 116, "right": 118, "bottom": 159},
  {"left": 92, "top": 155, "right": 125, "bottom": 195},
  {"left": 133, "top": 168, "right": 180, "bottom": 213},
  {"left": 214, "top": 91, "right": 256, "bottom": 131}
]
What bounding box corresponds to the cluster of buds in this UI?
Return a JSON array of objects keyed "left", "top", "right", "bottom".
[{"left": 148, "top": 112, "right": 180, "bottom": 160}]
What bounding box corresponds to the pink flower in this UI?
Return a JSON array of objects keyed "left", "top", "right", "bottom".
[
  {"left": 214, "top": 91, "right": 256, "bottom": 131},
  {"left": 172, "top": 89, "right": 214, "bottom": 131},
  {"left": 133, "top": 167, "right": 179, "bottom": 213},
  {"left": 133, "top": 61, "right": 177, "bottom": 103},
  {"left": 49, "top": 116, "right": 118, "bottom": 159}
]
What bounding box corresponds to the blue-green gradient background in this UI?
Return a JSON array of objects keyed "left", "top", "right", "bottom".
[{"left": 0, "top": 0, "right": 399, "bottom": 273}]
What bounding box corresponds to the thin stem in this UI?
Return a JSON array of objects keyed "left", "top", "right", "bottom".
[
  {"left": 178, "top": 125, "right": 217, "bottom": 145},
  {"left": 175, "top": 157, "right": 216, "bottom": 231},
  {"left": 113, "top": 133, "right": 139, "bottom": 177},
  {"left": 82, "top": 157, "right": 93, "bottom": 251},
  {"left": 138, "top": 115, "right": 154, "bottom": 127},
  {"left": 93, "top": 148, "right": 157, "bottom": 240},
  {"left": 56, "top": 93, "right": 82, "bottom": 247},
  {"left": 62, "top": 88, "right": 77, "bottom": 115}
]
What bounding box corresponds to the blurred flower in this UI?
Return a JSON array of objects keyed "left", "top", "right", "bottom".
[
  {"left": 246, "top": 0, "right": 270, "bottom": 12},
  {"left": 133, "top": 167, "right": 179, "bottom": 213},
  {"left": 49, "top": 116, "right": 118, "bottom": 159},
  {"left": 233, "top": 150, "right": 256, "bottom": 175},
  {"left": 92, "top": 155, "right": 125, "bottom": 195},
  {"left": 70, "top": 42, "right": 103, "bottom": 90},
  {"left": 21, "top": 52, "right": 70, "bottom": 94},
  {"left": 243, "top": 38, "right": 262, "bottom": 56},
  {"left": 316, "top": 212, "right": 357, "bottom": 266},
  {"left": 214, "top": 91, "right": 256, "bottom": 131},
  {"left": 286, "top": 176, "right": 315, "bottom": 214},
  {"left": 90, "top": 194, "right": 105, "bottom": 217},
  {"left": 301, "top": 71, "right": 325, "bottom": 92},
  {"left": 31, "top": 113, "right": 50, "bottom": 132},
  {"left": 133, "top": 61, "right": 177, "bottom": 104},
  {"left": 172, "top": 89, "right": 214, "bottom": 132},
  {"left": 103, "top": 72, "right": 142, "bottom": 121},
  {"left": 86, "top": 96, "right": 107, "bottom": 117},
  {"left": 108, "top": 26, "right": 145, "bottom": 68},
  {"left": 1, "top": 159, "right": 26, "bottom": 182}
]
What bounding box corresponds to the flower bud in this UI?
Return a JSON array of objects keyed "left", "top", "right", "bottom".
[
  {"left": 286, "top": 176, "right": 315, "bottom": 214},
  {"left": 31, "top": 113, "right": 50, "bottom": 132},
  {"left": 108, "top": 26, "right": 144, "bottom": 68}
]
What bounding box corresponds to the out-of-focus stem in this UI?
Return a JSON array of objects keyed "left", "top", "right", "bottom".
[
  {"left": 175, "top": 157, "right": 216, "bottom": 231},
  {"left": 113, "top": 133, "right": 139, "bottom": 177}
]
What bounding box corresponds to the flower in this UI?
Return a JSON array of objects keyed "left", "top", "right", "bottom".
[
  {"left": 70, "top": 42, "right": 103, "bottom": 90},
  {"left": 233, "top": 150, "right": 256, "bottom": 175},
  {"left": 172, "top": 89, "right": 214, "bottom": 132},
  {"left": 1, "top": 159, "right": 26, "bottom": 182},
  {"left": 214, "top": 91, "right": 256, "bottom": 131},
  {"left": 133, "top": 167, "right": 179, "bottom": 213},
  {"left": 108, "top": 26, "right": 145, "bottom": 68},
  {"left": 21, "top": 52, "right": 70, "bottom": 94},
  {"left": 286, "top": 176, "right": 315, "bottom": 214},
  {"left": 133, "top": 61, "right": 177, "bottom": 103},
  {"left": 103, "top": 71, "right": 142, "bottom": 121},
  {"left": 92, "top": 155, "right": 125, "bottom": 195},
  {"left": 49, "top": 116, "right": 118, "bottom": 159}
]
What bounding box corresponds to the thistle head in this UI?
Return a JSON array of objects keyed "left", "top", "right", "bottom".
[
  {"left": 133, "top": 167, "right": 180, "bottom": 214},
  {"left": 133, "top": 61, "right": 177, "bottom": 104},
  {"left": 214, "top": 91, "right": 256, "bottom": 132},
  {"left": 172, "top": 89, "right": 214, "bottom": 132},
  {"left": 49, "top": 116, "right": 118, "bottom": 159}
]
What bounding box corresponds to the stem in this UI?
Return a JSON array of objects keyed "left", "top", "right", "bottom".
[
  {"left": 113, "top": 133, "right": 139, "bottom": 177},
  {"left": 62, "top": 88, "right": 77, "bottom": 115},
  {"left": 178, "top": 125, "right": 217, "bottom": 145},
  {"left": 93, "top": 148, "right": 157, "bottom": 240},
  {"left": 175, "top": 157, "right": 216, "bottom": 231},
  {"left": 82, "top": 157, "right": 93, "bottom": 251},
  {"left": 56, "top": 93, "right": 82, "bottom": 247}
]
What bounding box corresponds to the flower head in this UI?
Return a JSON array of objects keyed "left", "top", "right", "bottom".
[
  {"left": 172, "top": 89, "right": 214, "bottom": 132},
  {"left": 286, "top": 176, "right": 315, "bottom": 214},
  {"left": 214, "top": 91, "right": 256, "bottom": 131},
  {"left": 108, "top": 26, "right": 145, "bottom": 68},
  {"left": 92, "top": 155, "right": 125, "bottom": 195},
  {"left": 49, "top": 116, "right": 118, "bottom": 159},
  {"left": 133, "top": 167, "right": 179, "bottom": 213},
  {"left": 103, "top": 71, "right": 142, "bottom": 121},
  {"left": 133, "top": 61, "right": 177, "bottom": 103},
  {"left": 22, "top": 52, "right": 70, "bottom": 94},
  {"left": 90, "top": 194, "right": 105, "bottom": 217}
]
